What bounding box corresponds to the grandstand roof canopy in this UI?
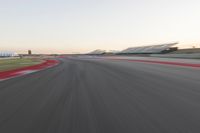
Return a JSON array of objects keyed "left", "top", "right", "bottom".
[
  {"left": 120, "top": 42, "right": 178, "bottom": 54},
  {"left": 88, "top": 49, "right": 106, "bottom": 55}
]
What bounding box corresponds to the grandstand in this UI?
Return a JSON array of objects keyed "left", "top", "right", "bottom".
[{"left": 119, "top": 42, "right": 178, "bottom": 54}]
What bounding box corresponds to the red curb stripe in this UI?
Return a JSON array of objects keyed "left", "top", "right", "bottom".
[
  {"left": 0, "top": 59, "right": 59, "bottom": 80},
  {"left": 108, "top": 58, "right": 200, "bottom": 68}
]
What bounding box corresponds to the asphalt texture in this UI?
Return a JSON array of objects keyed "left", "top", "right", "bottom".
[{"left": 0, "top": 57, "right": 200, "bottom": 133}]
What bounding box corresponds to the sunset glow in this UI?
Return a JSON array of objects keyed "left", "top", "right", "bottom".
[{"left": 1, "top": 0, "right": 200, "bottom": 54}]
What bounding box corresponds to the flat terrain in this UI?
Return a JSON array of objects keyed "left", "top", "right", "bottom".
[
  {"left": 0, "top": 58, "right": 42, "bottom": 72},
  {"left": 0, "top": 56, "right": 200, "bottom": 133}
]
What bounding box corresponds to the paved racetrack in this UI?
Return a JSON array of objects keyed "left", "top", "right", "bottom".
[{"left": 0, "top": 56, "right": 200, "bottom": 133}]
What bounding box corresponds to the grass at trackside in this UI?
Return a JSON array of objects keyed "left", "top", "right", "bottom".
[{"left": 0, "top": 58, "right": 43, "bottom": 72}]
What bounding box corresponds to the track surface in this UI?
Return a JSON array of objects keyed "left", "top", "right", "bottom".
[{"left": 0, "top": 57, "right": 200, "bottom": 133}]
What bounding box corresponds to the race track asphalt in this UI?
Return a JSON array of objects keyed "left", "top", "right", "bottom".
[{"left": 0, "top": 56, "right": 200, "bottom": 133}]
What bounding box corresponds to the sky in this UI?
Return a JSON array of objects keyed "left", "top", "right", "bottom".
[{"left": 0, "top": 0, "right": 200, "bottom": 54}]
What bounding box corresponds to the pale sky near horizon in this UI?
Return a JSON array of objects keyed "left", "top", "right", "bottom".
[{"left": 0, "top": 0, "right": 200, "bottom": 54}]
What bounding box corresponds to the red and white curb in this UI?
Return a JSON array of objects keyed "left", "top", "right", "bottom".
[
  {"left": 0, "top": 59, "right": 60, "bottom": 81},
  {"left": 82, "top": 56, "right": 200, "bottom": 68},
  {"left": 107, "top": 58, "right": 200, "bottom": 68}
]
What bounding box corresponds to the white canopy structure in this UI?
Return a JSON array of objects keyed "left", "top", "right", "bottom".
[
  {"left": 87, "top": 49, "right": 106, "bottom": 55},
  {"left": 0, "top": 51, "right": 19, "bottom": 57}
]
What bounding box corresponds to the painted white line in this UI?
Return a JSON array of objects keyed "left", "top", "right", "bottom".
[
  {"left": 0, "top": 61, "right": 59, "bottom": 82},
  {"left": 16, "top": 70, "right": 38, "bottom": 75}
]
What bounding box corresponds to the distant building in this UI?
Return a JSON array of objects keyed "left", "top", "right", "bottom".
[
  {"left": 0, "top": 51, "right": 19, "bottom": 57},
  {"left": 28, "top": 50, "right": 32, "bottom": 55}
]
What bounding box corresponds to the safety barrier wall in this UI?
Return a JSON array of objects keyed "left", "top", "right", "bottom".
[{"left": 150, "top": 53, "right": 200, "bottom": 59}]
